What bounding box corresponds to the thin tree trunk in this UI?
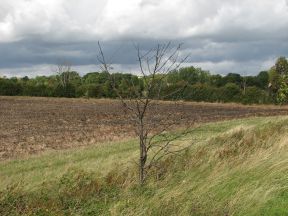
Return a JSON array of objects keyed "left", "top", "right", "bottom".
[
  {"left": 139, "top": 121, "right": 147, "bottom": 185},
  {"left": 139, "top": 141, "right": 145, "bottom": 184}
]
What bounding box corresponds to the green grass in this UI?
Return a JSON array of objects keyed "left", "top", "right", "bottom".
[
  {"left": 1, "top": 116, "right": 288, "bottom": 215},
  {"left": 0, "top": 139, "right": 138, "bottom": 191}
]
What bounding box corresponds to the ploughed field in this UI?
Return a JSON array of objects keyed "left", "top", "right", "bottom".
[{"left": 1, "top": 96, "right": 288, "bottom": 160}]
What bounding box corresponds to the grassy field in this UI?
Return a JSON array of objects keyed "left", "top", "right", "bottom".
[{"left": 1, "top": 116, "right": 288, "bottom": 215}]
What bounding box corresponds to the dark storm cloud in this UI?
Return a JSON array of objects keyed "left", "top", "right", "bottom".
[{"left": 0, "top": 39, "right": 159, "bottom": 68}]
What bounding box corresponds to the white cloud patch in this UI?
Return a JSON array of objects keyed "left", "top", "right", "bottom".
[
  {"left": 1, "top": 0, "right": 287, "bottom": 42},
  {"left": 0, "top": 64, "right": 54, "bottom": 78}
]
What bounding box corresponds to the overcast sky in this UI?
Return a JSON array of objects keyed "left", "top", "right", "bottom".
[{"left": 0, "top": 0, "right": 288, "bottom": 77}]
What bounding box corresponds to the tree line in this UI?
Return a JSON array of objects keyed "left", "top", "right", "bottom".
[{"left": 0, "top": 56, "right": 288, "bottom": 104}]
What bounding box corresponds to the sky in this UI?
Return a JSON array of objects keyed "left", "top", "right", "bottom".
[{"left": 0, "top": 0, "right": 288, "bottom": 77}]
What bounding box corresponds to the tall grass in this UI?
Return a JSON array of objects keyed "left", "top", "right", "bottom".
[{"left": 1, "top": 116, "right": 288, "bottom": 215}]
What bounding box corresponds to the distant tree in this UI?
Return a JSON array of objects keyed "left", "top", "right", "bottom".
[
  {"left": 269, "top": 66, "right": 281, "bottom": 92},
  {"left": 84, "top": 84, "right": 104, "bottom": 98},
  {"left": 0, "top": 77, "right": 23, "bottom": 96},
  {"left": 83, "top": 72, "right": 111, "bottom": 85},
  {"left": 183, "top": 83, "right": 217, "bottom": 102},
  {"left": 167, "top": 66, "right": 210, "bottom": 85},
  {"left": 241, "top": 86, "right": 270, "bottom": 104},
  {"left": 82, "top": 72, "right": 101, "bottom": 84},
  {"left": 276, "top": 75, "right": 288, "bottom": 104},
  {"left": 0, "top": 58, "right": 280, "bottom": 104},
  {"left": 269, "top": 57, "right": 288, "bottom": 101},
  {"left": 241, "top": 76, "right": 248, "bottom": 95},
  {"left": 21, "top": 76, "right": 29, "bottom": 82},
  {"left": 256, "top": 71, "right": 269, "bottom": 89},
  {"left": 220, "top": 83, "right": 241, "bottom": 102},
  {"left": 54, "top": 61, "right": 72, "bottom": 89},
  {"left": 209, "top": 74, "right": 224, "bottom": 87},
  {"left": 275, "top": 57, "right": 288, "bottom": 76},
  {"left": 224, "top": 73, "right": 242, "bottom": 86},
  {"left": 53, "top": 62, "right": 81, "bottom": 97}
]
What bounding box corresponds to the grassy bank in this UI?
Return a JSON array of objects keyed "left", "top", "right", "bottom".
[{"left": 1, "top": 116, "right": 288, "bottom": 215}]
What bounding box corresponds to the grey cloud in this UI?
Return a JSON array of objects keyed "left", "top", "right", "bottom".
[
  {"left": 0, "top": 0, "right": 288, "bottom": 77},
  {"left": 139, "top": 0, "right": 161, "bottom": 8}
]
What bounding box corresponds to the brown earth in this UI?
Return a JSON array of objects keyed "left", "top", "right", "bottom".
[{"left": 1, "top": 96, "right": 288, "bottom": 160}]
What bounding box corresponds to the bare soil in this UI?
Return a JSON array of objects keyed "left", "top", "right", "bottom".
[{"left": 1, "top": 96, "right": 288, "bottom": 160}]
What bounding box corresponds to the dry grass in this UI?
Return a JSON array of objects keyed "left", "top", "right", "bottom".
[{"left": 1, "top": 116, "right": 288, "bottom": 215}]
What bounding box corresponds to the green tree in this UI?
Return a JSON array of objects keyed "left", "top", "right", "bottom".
[
  {"left": 183, "top": 83, "right": 217, "bottom": 102},
  {"left": 276, "top": 75, "right": 288, "bottom": 104},
  {"left": 167, "top": 67, "right": 210, "bottom": 85},
  {"left": 256, "top": 71, "right": 269, "bottom": 89},
  {"left": 275, "top": 57, "right": 288, "bottom": 76},
  {"left": 209, "top": 74, "right": 225, "bottom": 87},
  {"left": 220, "top": 83, "right": 241, "bottom": 102},
  {"left": 269, "top": 67, "right": 281, "bottom": 92},
  {"left": 268, "top": 57, "right": 288, "bottom": 101},
  {"left": 0, "top": 78, "right": 22, "bottom": 96},
  {"left": 224, "top": 73, "right": 242, "bottom": 86},
  {"left": 241, "top": 87, "right": 270, "bottom": 104}
]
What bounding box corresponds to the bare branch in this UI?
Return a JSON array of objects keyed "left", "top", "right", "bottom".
[{"left": 97, "top": 41, "right": 191, "bottom": 184}]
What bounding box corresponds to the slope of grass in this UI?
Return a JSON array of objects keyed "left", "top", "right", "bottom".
[{"left": 1, "top": 116, "right": 288, "bottom": 215}]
